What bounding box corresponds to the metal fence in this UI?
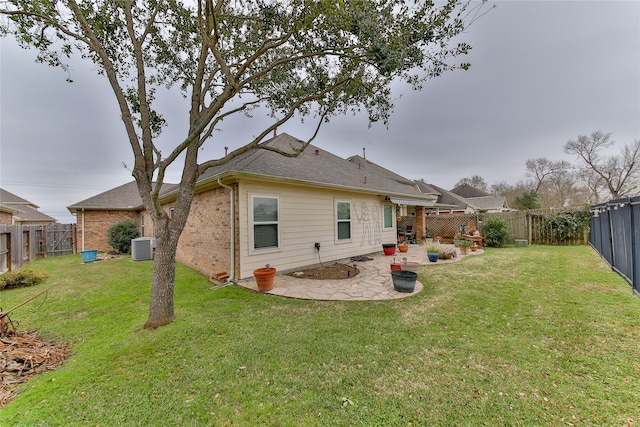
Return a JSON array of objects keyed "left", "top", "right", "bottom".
[
  {"left": 590, "top": 196, "right": 640, "bottom": 296},
  {"left": 0, "top": 224, "right": 75, "bottom": 273}
]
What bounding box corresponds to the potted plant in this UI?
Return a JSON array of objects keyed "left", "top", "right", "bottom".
[
  {"left": 438, "top": 246, "right": 458, "bottom": 260},
  {"left": 424, "top": 242, "right": 441, "bottom": 263},
  {"left": 391, "top": 270, "right": 418, "bottom": 293},
  {"left": 253, "top": 264, "right": 276, "bottom": 292},
  {"left": 459, "top": 240, "right": 473, "bottom": 255},
  {"left": 397, "top": 241, "right": 409, "bottom": 252},
  {"left": 382, "top": 243, "right": 396, "bottom": 256}
]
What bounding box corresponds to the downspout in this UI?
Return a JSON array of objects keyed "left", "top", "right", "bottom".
[
  {"left": 81, "top": 208, "right": 85, "bottom": 252},
  {"left": 217, "top": 178, "right": 235, "bottom": 282}
]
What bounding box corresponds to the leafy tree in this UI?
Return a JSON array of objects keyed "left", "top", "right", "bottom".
[
  {"left": 513, "top": 190, "right": 539, "bottom": 210},
  {"left": 107, "top": 220, "right": 140, "bottom": 253},
  {"left": 482, "top": 216, "right": 508, "bottom": 247},
  {"left": 565, "top": 131, "right": 640, "bottom": 199},
  {"left": 1, "top": 0, "right": 491, "bottom": 328}
]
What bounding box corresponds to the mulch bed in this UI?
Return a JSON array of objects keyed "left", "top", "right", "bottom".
[
  {"left": 287, "top": 263, "right": 359, "bottom": 280},
  {"left": 0, "top": 327, "right": 70, "bottom": 406}
]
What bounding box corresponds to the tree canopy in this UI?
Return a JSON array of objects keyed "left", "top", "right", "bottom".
[{"left": 1, "top": 0, "right": 491, "bottom": 328}]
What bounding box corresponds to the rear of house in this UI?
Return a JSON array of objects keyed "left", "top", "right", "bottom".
[{"left": 69, "top": 133, "right": 439, "bottom": 280}]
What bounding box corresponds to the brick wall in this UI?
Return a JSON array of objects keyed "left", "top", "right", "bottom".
[
  {"left": 174, "top": 186, "right": 234, "bottom": 278},
  {"left": 0, "top": 211, "right": 13, "bottom": 226},
  {"left": 77, "top": 210, "right": 140, "bottom": 252}
]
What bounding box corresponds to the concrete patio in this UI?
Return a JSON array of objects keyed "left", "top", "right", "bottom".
[{"left": 236, "top": 243, "right": 483, "bottom": 300}]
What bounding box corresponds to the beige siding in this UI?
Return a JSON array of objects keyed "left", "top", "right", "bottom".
[{"left": 238, "top": 180, "right": 396, "bottom": 279}]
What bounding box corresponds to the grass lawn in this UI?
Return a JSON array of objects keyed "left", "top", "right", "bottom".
[{"left": 0, "top": 245, "right": 638, "bottom": 426}]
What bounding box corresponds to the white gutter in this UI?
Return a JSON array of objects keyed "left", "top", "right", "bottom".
[
  {"left": 217, "top": 178, "right": 235, "bottom": 282},
  {"left": 81, "top": 208, "right": 85, "bottom": 252}
]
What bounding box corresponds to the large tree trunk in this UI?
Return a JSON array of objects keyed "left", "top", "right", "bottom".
[{"left": 144, "top": 221, "right": 178, "bottom": 329}]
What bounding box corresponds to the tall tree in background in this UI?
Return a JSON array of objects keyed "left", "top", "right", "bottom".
[
  {"left": 525, "top": 158, "right": 572, "bottom": 193},
  {"left": 525, "top": 157, "right": 578, "bottom": 208},
  {"left": 565, "top": 131, "right": 640, "bottom": 200},
  {"left": 1, "top": 0, "right": 491, "bottom": 328}
]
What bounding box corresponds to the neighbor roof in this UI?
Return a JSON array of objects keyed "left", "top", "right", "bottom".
[
  {"left": 0, "top": 188, "right": 57, "bottom": 222},
  {"left": 67, "top": 181, "right": 178, "bottom": 212},
  {"left": 450, "top": 183, "right": 491, "bottom": 198},
  {"left": 0, "top": 188, "right": 39, "bottom": 208},
  {"left": 465, "top": 195, "right": 508, "bottom": 210}
]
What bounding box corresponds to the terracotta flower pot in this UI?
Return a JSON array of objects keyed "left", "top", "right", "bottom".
[
  {"left": 253, "top": 267, "right": 276, "bottom": 292},
  {"left": 398, "top": 243, "right": 409, "bottom": 253},
  {"left": 382, "top": 243, "right": 396, "bottom": 256}
]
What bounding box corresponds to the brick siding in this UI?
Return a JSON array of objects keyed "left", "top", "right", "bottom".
[
  {"left": 77, "top": 210, "right": 140, "bottom": 252},
  {"left": 174, "top": 186, "right": 234, "bottom": 278}
]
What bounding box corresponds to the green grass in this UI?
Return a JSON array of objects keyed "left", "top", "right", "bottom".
[{"left": 0, "top": 246, "right": 638, "bottom": 426}]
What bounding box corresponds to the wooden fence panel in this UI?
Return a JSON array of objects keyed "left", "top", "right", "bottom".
[
  {"left": 0, "top": 228, "right": 8, "bottom": 273},
  {"left": 0, "top": 224, "right": 75, "bottom": 272},
  {"left": 424, "top": 209, "right": 589, "bottom": 245}
]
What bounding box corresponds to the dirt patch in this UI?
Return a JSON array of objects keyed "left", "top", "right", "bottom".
[
  {"left": 0, "top": 327, "right": 70, "bottom": 407},
  {"left": 287, "top": 263, "right": 359, "bottom": 280}
]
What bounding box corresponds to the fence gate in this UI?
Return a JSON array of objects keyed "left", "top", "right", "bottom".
[{"left": 0, "top": 224, "right": 75, "bottom": 272}]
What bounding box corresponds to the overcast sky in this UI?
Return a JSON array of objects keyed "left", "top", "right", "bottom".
[{"left": 1, "top": 1, "right": 639, "bottom": 224}]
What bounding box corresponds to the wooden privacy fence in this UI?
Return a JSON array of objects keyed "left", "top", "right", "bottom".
[
  {"left": 590, "top": 196, "right": 639, "bottom": 296},
  {"left": 0, "top": 224, "right": 75, "bottom": 273},
  {"left": 425, "top": 208, "right": 590, "bottom": 245}
]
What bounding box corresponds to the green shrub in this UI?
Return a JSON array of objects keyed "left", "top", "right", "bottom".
[
  {"left": 483, "top": 217, "right": 509, "bottom": 247},
  {"left": 0, "top": 267, "right": 49, "bottom": 290},
  {"left": 107, "top": 220, "right": 140, "bottom": 253}
]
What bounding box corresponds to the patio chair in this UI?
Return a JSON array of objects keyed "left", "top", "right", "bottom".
[{"left": 403, "top": 225, "right": 415, "bottom": 243}]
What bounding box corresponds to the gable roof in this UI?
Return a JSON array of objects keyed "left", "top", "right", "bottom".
[
  {"left": 0, "top": 188, "right": 39, "bottom": 208},
  {"left": 450, "top": 183, "right": 491, "bottom": 198},
  {"left": 69, "top": 133, "right": 440, "bottom": 212},
  {"left": 197, "top": 133, "right": 434, "bottom": 201},
  {"left": 67, "top": 181, "right": 178, "bottom": 212},
  {"left": 421, "top": 182, "right": 469, "bottom": 210},
  {"left": 0, "top": 188, "right": 57, "bottom": 223},
  {"left": 465, "top": 195, "right": 509, "bottom": 210}
]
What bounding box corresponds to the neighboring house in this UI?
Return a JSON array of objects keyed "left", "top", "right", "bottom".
[
  {"left": 0, "top": 188, "right": 58, "bottom": 225},
  {"left": 68, "top": 133, "right": 439, "bottom": 280},
  {"left": 67, "top": 181, "right": 178, "bottom": 252},
  {"left": 450, "top": 183, "right": 511, "bottom": 213},
  {"left": 417, "top": 182, "right": 511, "bottom": 214}
]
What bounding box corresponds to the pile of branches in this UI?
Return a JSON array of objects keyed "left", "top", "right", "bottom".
[
  {"left": 0, "top": 292, "right": 71, "bottom": 407},
  {"left": 0, "top": 327, "right": 70, "bottom": 406}
]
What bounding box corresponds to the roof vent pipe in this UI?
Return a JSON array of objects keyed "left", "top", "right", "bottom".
[
  {"left": 315, "top": 149, "right": 319, "bottom": 155},
  {"left": 224, "top": 146, "right": 228, "bottom": 156},
  {"left": 362, "top": 147, "right": 366, "bottom": 159}
]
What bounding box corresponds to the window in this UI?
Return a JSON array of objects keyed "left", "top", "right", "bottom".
[
  {"left": 336, "top": 201, "right": 351, "bottom": 240},
  {"left": 252, "top": 196, "right": 279, "bottom": 249},
  {"left": 383, "top": 204, "right": 393, "bottom": 229}
]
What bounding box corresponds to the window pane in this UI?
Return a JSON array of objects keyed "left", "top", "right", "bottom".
[
  {"left": 383, "top": 205, "right": 393, "bottom": 228},
  {"left": 254, "top": 197, "right": 278, "bottom": 222},
  {"left": 254, "top": 224, "right": 278, "bottom": 248},
  {"left": 337, "top": 222, "right": 351, "bottom": 239},
  {"left": 337, "top": 202, "right": 350, "bottom": 220}
]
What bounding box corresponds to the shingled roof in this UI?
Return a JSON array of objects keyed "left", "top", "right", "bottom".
[
  {"left": 67, "top": 181, "right": 179, "bottom": 212},
  {"left": 196, "top": 133, "right": 434, "bottom": 201},
  {"left": 69, "top": 133, "right": 438, "bottom": 211},
  {"left": 0, "top": 188, "right": 57, "bottom": 223}
]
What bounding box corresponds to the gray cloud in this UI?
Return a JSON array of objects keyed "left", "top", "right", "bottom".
[{"left": 1, "top": 1, "right": 638, "bottom": 223}]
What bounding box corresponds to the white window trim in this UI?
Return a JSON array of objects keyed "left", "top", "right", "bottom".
[
  {"left": 250, "top": 195, "right": 281, "bottom": 253},
  {"left": 382, "top": 203, "right": 394, "bottom": 230},
  {"left": 335, "top": 200, "right": 352, "bottom": 243}
]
